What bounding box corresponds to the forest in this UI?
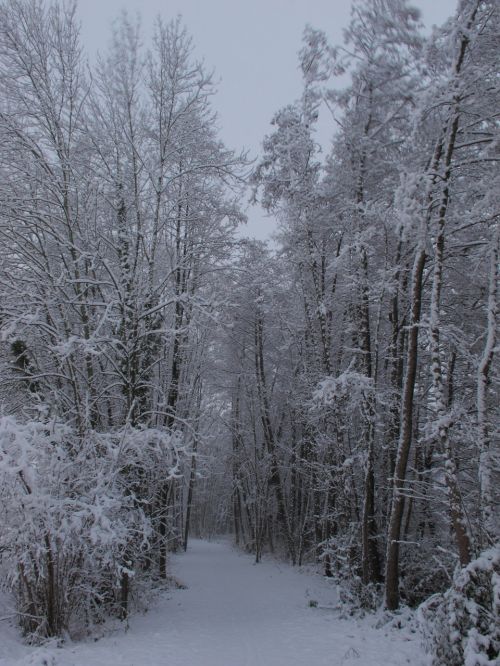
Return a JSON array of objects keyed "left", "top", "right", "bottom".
[{"left": 0, "top": 0, "right": 498, "bottom": 664}]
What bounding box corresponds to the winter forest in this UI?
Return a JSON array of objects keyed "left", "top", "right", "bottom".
[{"left": 0, "top": 0, "right": 498, "bottom": 664}]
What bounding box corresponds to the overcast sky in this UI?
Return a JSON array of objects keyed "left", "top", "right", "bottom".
[{"left": 78, "top": 0, "right": 458, "bottom": 239}]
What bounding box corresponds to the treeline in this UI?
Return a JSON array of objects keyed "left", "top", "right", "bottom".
[
  {"left": 0, "top": 0, "right": 244, "bottom": 638},
  {"left": 207, "top": 1, "right": 498, "bottom": 661}
]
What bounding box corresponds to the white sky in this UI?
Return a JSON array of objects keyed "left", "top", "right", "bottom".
[{"left": 78, "top": 0, "right": 458, "bottom": 239}]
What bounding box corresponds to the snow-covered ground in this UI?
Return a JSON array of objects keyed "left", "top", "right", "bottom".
[{"left": 0, "top": 539, "right": 429, "bottom": 665}]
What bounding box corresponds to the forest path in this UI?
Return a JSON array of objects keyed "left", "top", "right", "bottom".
[{"left": 1, "top": 539, "right": 428, "bottom": 666}]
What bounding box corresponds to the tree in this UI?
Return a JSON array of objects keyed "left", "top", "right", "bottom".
[
  {"left": 0, "top": 0, "right": 245, "bottom": 636},
  {"left": 385, "top": 0, "right": 499, "bottom": 609}
]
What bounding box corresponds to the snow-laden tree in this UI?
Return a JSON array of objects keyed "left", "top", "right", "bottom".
[
  {"left": 385, "top": 0, "right": 500, "bottom": 610},
  {"left": 252, "top": 0, "right": 426, "bottom": 589},
  {"left": 247, "top": 0, "right": 499, "bottom": 623},
  {"left": 0, "top": 0, "right": 102, "bottom": 428},
  {"left": 0, "top": 0, "right": 245, "bottom": 638}
]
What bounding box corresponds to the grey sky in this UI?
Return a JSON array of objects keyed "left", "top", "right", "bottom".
[{"left": 78, "top": 0, "right": 458, "bottom": 239}]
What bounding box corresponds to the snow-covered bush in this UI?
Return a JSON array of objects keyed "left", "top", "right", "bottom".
[
  {"left": 398, "top": 542, "right": 455, "bottom": 607},
  {"left": 0, "top": 416, "right": 181, "bottom": 640},
  {"left": 419, "top": 547, "right": 500, "bottom": 665},
  {"left": 320, "top": 530, "right": 381, "bottom": 614}
]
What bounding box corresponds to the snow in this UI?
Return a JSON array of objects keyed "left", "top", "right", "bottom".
[{"left": 0, "top": 539, "right": 428, "bottom": 666}]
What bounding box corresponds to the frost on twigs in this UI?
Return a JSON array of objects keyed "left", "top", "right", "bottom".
[
  {"left": 419, "top": 547, "right": 500, "bottom": 666},
  {"left": 313, "top": 368, "right": 374, "bottom": 407},
  {"left": 0, "top": 416, "right": 183, "bottom": 641}
]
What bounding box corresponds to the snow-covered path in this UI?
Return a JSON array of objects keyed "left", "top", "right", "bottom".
[{"left": 1, "top": 539, "right": 428, "bottom": 665}]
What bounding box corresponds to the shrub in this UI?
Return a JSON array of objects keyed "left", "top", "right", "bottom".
[
  {"left": 0, "top": 416, "right": 180, "bottom": 640},
  {"left": 419, "top": 547, "right": 500, "bottom": 666}
]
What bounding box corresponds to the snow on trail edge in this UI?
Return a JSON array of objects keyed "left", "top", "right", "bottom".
[{"left": 0, "top": 539, "right": 429, "bottom": 665}]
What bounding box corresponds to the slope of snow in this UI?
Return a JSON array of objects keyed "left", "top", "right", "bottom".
[{"left": 0, "top": 539, "right": 429, "bottom": 665}]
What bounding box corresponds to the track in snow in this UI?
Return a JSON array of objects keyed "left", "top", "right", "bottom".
[{"left": 1, "top": 539, "right": 427, "bottom": 665}]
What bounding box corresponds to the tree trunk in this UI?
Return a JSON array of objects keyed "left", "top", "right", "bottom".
[
  {"left": 477, "top": 228, "right": 499, "bottom": 544},
  {"left": 385, "top": 245, "right": 427, "bottom": 610},
  {"left": 254, "top": 308, "right": 296, "bottom": 564}
]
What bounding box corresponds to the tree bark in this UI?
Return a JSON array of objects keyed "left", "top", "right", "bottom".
[
  {"left": 385, "top": 245, "right": 427, "bottom": 610},
  {"left": 477, "top": 228, "right": 499, "bottom": 544}
]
